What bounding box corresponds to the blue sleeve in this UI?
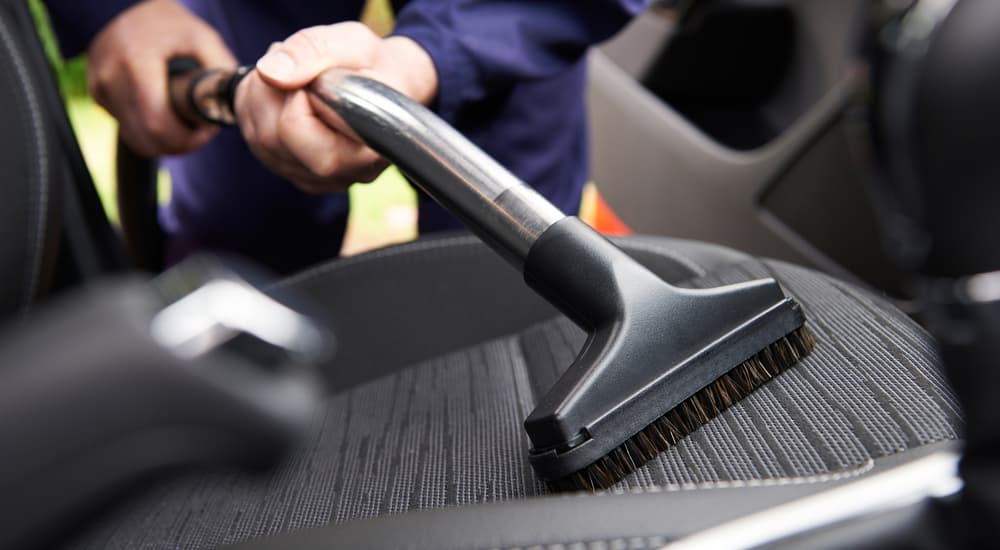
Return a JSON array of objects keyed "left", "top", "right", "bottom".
[
  {"left": 42, "top": 0, "right": 138, "bottom": 57},
  {"left": 391, "top": 0, "right": 647, "bottom": 123}
]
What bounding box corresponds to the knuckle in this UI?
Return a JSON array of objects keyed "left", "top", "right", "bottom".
[
  {"left": 143, "top": 114, "right": 170, "bottom": 139},
  {"left": 287, "top": 27, "right": 329, "bottom": 58},
  {"left": 338, "top": 21, "right": 368, "bottom": 36},
  {"left": 362, "top": 149, "right": 383, "bottom": 165},
  {"left": 309, "top": 154, "right": 340, "bottom": 179},
  {"left": 256, "top": 133, "right": 279, "bottom": 153},
  {"left": 342, "top": 21, "right": 377, "bottom": 42},
  {"left": 251, "top": 122, "right": 280, "bottom": 153},
  {"left": 286, "top": 22, "right": 378, "bottom": 63},
  {"left": 253, "top": 122, "right": 280, "bottom": 152},
  {"left": 87, "top": 67, "right": 113, "bottom": 101},
  {"left": 239, "top": 120, "right": 256, "bottom": 143},
  {"left": 276, "top": 107, "right": 297, "bottom": 136}
]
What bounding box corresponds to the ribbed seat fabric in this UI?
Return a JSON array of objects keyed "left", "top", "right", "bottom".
[{"left": 67, "top": 237, "right": 961, "bottom": 549}]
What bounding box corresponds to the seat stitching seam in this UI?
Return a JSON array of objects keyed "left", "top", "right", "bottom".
[
  {"left": 0, "top": 14, "right": 47, "bottom": 313},
  {"left": 599, "top": 458, "right": 875, "bottom": 495},
  {"left": 496, "top": 534, "right": 669, "bottom": 550}
]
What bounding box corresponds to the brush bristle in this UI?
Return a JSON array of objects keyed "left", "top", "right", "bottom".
[{"left": 549, "top": 325, "right": 817, "bottom": 492}]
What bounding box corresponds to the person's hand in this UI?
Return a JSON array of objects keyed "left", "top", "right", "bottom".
[
  {"left": 88, "top": 0, "right": 237, "bottom": 157},
  {"left": 234, "top": 22, "right": 438, "bottom": 193}
]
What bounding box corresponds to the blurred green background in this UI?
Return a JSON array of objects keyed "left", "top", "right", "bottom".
[{"left": 28, "top": 0, "right": 417, "bottom": 255}]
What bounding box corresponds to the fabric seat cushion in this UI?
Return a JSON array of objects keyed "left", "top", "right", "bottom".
[{"left": 67, "top": 235, "right": 961, "bottom": 549}]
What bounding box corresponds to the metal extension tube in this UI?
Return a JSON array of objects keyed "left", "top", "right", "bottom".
[{"left": 307, "top": 70, "right": 565, "bottom": 269}]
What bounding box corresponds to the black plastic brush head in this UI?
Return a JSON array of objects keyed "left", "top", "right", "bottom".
[
  {"left": 522, "top": 218, "right": 816, "bottom": 491},
  {"left": 548, "top": 326, "right": 815, "bottom": 491}
]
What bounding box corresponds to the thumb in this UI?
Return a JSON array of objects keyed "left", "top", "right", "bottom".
[{"left": 255, "top": 23, "right": 378, "bottom": 89}]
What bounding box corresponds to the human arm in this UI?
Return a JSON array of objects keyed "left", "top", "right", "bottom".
[
  {"left": 234, "top": 22, "right": 437, "bottom": 193},
  {"left": 234, "top": 1, "right": 644, "bottom": 194},
  {"left": 43, "top": 0, "right": 136, "bottom": 58},
  {"left": 391, "top": 0, "right": 648, "bottom": 123},
  {"left": 45, "top": 0, "right": 237, "bottom": 157}
]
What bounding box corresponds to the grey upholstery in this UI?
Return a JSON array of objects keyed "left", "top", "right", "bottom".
[
  {"left": 231, "top": 441, "right": 957, "bottom": 550},
  {"left": 66, "top": 235, "right": 961, "bottom": 549},
  {"left": 0, "top": 2, "right": 60, "bottom": 319}
]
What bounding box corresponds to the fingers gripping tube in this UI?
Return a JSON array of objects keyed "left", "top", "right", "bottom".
[{"left": 307, "top": 70, "right": 565, "bottom": 269}]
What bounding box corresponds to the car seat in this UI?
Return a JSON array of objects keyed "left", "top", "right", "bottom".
[{"left": 0, "top": 1, "right": 969, "bottom": 548}]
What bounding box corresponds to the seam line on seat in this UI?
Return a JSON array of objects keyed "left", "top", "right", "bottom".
[
  {"left": 0, "top": 13, "right": 47, "bottom": 313},
  {"left": 495, "top": 534, "right": 670, "bottom": 550},
  {"left": 596, "top": 458, "right": 875, "bottom": 496}
]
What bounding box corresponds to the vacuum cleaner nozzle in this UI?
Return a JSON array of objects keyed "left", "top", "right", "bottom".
[
  {"left": 300, "top": 72, "right": 817, "bottom": 492},
  {"left": 523, "top": 218, "right": 815, "bottom": 491}
]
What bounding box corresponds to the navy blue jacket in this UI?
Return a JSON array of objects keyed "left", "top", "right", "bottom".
[{"left": 45, "top": 1, "right": 645, "bottom": 273}]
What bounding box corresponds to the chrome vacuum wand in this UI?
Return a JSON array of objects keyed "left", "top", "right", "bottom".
[{"left": 306, "top": 70, "right": 565, "bottom": 269}]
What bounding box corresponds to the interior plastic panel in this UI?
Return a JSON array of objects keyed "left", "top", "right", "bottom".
[
  {"left": 641, "top": 1, "right": 797, "bottom": 150},
  {"left": 588, "top": 1, "right": 899, "bottom": 292}
]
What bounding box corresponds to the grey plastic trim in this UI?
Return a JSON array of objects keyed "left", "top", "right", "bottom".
[
  {"left": 588, "top": 49, "right": 856, "bottom": 265},
  {"left": 587, "top": 1, "right": 871, "bottom": 286},
  {"left": 598, "top": 8, "right": 677, "bottom": 79}
]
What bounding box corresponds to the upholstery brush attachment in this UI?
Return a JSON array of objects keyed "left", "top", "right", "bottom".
[
  {"left": 299, "top": 71, "right": 817, "bottom": 493},
  {"left": 522, "top": 218, "right": 816, "bottom": 491},
  {"left": 550, "top": 325, "right": 814, "bottom": 492}
]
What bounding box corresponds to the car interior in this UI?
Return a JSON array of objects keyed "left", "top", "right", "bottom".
[{"left": 0, "top": 0, "right": 995, "bottom": 548}]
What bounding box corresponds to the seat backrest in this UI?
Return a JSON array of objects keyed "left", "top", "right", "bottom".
[{"left": 0, "top": 0, "right": 125, "bottom": 320}]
